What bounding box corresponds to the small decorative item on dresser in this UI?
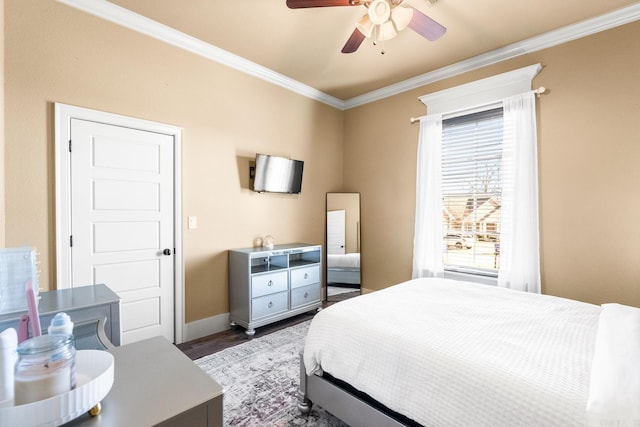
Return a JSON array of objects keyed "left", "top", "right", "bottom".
[
  {"left": 48, "top": 312, "right": 74, "bottom": 336},
  {"left": 0, "top": 247, "right": 39, "bottom": 316},
  {"left": 0, "top": 328, "right": 18, "bottom": 407},
  {"left": 14, "top": 334, "right": 76, "bottom": 405},
  {"left": 263, "top": 235, "right": 275, "bottom": 249}
]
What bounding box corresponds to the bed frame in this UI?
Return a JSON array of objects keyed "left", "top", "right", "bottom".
[
  {"left": 327, "top": 267, "right": 360, "bottom": 285},
  {"left": 297, "top": 354, "right": 419, "bottom": 427}
]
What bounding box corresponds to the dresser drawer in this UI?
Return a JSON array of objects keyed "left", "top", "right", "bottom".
[
  {"left": 251, "top": 291, "right": 289, "bottom": 320},
  {"left": 290, "top": 265, "right": 320, "bottom": 289},
  {"left": 251, "top": 271, "right": 288, "bottom": 298},
  {"left": 290, "top": 283, "right": 321, "bottom": 310}
]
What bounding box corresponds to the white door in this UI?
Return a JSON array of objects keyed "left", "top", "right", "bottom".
[
  {"left": 70, "top": 118, "right": 175, "bottom": 345},
  {"left": 327, "top": 210, "right": 346, "bottom": 255}
]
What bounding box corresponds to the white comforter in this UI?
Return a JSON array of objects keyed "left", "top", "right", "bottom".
[
  {"left": 587, "top": 303, "right": 640, "bottom": 426},
  {"left": 327, "top": 253, "right": 360, "bottom": 269},
  {"left": 304, "top": 278, "right": 602, "bottom": 427}
]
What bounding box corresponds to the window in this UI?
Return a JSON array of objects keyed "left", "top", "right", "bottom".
[
  {"left": 441, "top": 108, "right": 503, "bottom": 276},
  {"left": 412, "top": 64, "right": 541, "bottom": 290}
]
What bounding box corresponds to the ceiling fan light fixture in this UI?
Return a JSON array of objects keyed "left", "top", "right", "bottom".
[
  {"left": 391, "top": 5, "right": 413, "bottom": 32},
  {"left": 368, "top": 0, "right": 391, "bottom": 25},
  {"left": 356, "top": 14, "right": 374, "bottom": 37},
  {"left": 377, "top": 20, "right": 398, "bottom": 41},
  {"left": 291, "top": 0, "right": 446, "bottom": 54}
]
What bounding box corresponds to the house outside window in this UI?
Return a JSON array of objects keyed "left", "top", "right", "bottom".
[{"left": 441, "top": 107, "right": 503, "bottom": 276}]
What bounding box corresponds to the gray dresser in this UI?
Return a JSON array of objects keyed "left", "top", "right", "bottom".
[
  {"left": 0, "top": 284, "right": 121, "bottom": 349},
  {"left": 229, "top": 243, "right": 322, "bottom": 335}
]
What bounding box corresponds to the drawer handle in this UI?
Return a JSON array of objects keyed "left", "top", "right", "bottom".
[
  {"left": 268, "top": 301, "right": 273, "bottom": 308},
  {"left": 304, "top": 273, "right": 308, "bottom": 279},
  {"left": 268, "top": 280, "right": 273, "bottom": 287},
  {"left": 304, "top": 292, "right": 308, "bottom": 298}
]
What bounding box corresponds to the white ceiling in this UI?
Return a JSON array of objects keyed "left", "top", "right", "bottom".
[{"left": 67, "top": 0, "right": 640, "bottom": 106}]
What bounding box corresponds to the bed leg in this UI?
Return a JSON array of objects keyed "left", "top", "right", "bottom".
[
  {"left": 297, "top": 391, "right": 312, "bottom": 414},
  {"left": 298, "top": 353, "right": 312, "bottom": 414}
]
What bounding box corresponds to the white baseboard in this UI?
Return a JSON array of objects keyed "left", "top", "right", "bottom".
[{"left": 183, "top": 312, "right": 231, "bottom": 343}]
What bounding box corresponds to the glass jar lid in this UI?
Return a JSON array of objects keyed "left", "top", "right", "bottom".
[{"left": 17, "top": 334, "right": 74, "bottom": 355}]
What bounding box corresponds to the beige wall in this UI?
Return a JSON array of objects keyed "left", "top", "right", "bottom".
[
  {"left": 4, "top": 0, "right": 343, "bottom": 322},
  {"left": 345, "top": 21, "right": 640, "bottom": 307}
]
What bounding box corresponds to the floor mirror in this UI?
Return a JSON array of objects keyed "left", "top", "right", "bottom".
[{"left": 326, "top": 192, "right": 361, "bottom": 301}]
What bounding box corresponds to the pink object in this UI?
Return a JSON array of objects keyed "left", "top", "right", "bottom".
[
  {"left": 17, "top": 315, "right": 29, "bottom": 344},
  {"left": 25, "top": 280, "right": 41, "bottom": 337}
]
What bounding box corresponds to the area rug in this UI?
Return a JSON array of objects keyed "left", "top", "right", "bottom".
[{"left": 195, "top": 320, "right": 348, "bottom": 427}]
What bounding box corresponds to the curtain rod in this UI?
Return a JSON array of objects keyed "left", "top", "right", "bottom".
[{"left": 409, "top": 86, "right": 548, "bottom": 124}]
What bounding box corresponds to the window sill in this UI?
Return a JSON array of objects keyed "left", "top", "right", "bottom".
[{"left": 444, "top": 270, "right": 498, "bottom": 286}]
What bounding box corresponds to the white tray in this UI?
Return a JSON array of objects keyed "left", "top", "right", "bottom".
[{"left": 0, "top": 349, "right": 114, "bottom": 426}]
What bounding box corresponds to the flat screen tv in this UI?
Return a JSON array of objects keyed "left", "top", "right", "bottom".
[{"left": 252, "top": 154, "right": 304, "bottom": 194}]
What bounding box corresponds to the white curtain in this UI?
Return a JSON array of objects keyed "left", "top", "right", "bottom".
[
  {"left": 412, "top": 114, "right": 444, "bottom": 279},
  {"left": 497, "top": 91, "right": 541, "bottom": 293}
]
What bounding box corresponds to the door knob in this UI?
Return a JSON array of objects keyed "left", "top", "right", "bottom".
[{"left": 163, "top": 248, "right": 172, "bottom": 256}]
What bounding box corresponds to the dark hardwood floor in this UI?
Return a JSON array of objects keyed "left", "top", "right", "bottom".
[{"left": 177, "top": 290, "right": 360, "bottom": 361}]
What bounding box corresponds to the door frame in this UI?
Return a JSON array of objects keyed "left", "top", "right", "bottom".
[{"left": 54, "top": 102, "right": 185, "bottom": 344}]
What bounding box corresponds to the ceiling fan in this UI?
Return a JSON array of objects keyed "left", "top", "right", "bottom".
[{"left": 286, "top": 0, "right": 446, "bottom": 54}]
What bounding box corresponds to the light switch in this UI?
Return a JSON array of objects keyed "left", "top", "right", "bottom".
[{"left": 188, "top": 216, "right": 198, "bottom": 229}]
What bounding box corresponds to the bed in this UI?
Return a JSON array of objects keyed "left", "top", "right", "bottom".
[
  {"left": 326, "top": 253, "right": 360, "bottom": 285},
  {"left": 298, "top": 278, "right": 640, "bottom": 427}
]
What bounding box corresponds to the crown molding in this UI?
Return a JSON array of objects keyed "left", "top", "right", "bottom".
[
  {"left": 344, "top": 3, "right": 640, "bottom": 109},
  {"left": 55, "top": 0, "right": 345, "bottom": 109},
  {"left": 57, "top": 0, "right": 640, "bottom": 111}
]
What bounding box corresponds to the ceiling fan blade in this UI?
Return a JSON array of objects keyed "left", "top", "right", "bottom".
[
  {"left": 407, "top": 8, "right": 446, "bottom": 41},
  {"left": 341, "top": 28, "right": 366, "bottom": 53},
  {"left": 286, "top": 0, "right": 362, "bottom": 8}
]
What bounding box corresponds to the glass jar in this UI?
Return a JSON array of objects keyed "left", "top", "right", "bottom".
[{"left": 14, "top": 334, "right": 76, "bottom": 405}]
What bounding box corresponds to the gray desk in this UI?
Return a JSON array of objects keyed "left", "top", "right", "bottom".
[
  {"left": 67, "top": 336, "right": 223, "bottom": 427},
  {"left": 0, "top": 284, "right": 121, "bottom": 349}
]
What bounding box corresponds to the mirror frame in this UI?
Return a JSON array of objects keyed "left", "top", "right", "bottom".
[{"left": 325, "top": 192, "right": 361, "bottom": 301}]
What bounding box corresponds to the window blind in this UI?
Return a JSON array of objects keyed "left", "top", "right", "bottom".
[{"left": 441, "top": 107, "right": 503, "bottom": 274}]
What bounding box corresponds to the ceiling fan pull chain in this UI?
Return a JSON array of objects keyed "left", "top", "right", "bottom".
[
  {"left": 367, "top": 10, "right": 386, "bottom": 54},
  {"left": 373, "top": 23, "right": 385, "bottom": 54}
]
